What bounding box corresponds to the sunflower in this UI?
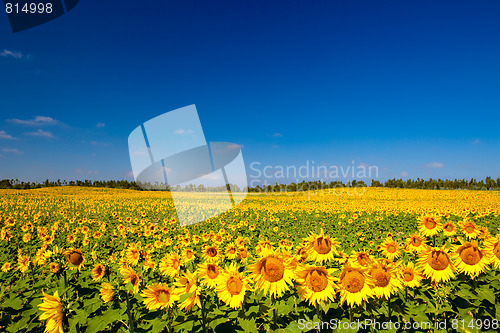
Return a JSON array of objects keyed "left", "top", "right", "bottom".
[
  {"left": 477, "top": 226, "right": 490, "bottom": 240},
  {"left": 225, "top": 243, "right": 238, "bottom": 260},
  {"left": 49, "top": 262, "right": 59, "bottom": 274},
  {"left": 418, "top": 215, "right": 442, "bottom": 237},
  {"left": 17, "top": 255, "right": 30, "bottom": 273},
  {"left": 304, "top": 228, "right": 339, "bottom": 263},
  {"left": 255, "top": 239, "right": 274, "bottom": 256},
  {"left": 1, "top": 262, "right": 11, "bottom": 272},
  {"left": 216, "top": 263, "right": 251, "bottom": 309},
  {"left": 92, "top": 263, "right": 106, "bottom": 281},
  {"left": 460, "top": 220, "right": 480, "bottom": 239},
  {"left": 295, "top": 245, "right": 309, "bottom": 263},
  {"left": 485, "top": 235, "right": 500, "bottom": 269},
  {"left": 237, "top": 247, "right": 251, "bottom": 263},
  {"left": 418, "top": 246, "right": 455, "bottom": 283},
  {"left": 249, "top": 251, "right": 295, "bottom": 298},
  {"left": 380, "top": 237, "right": 401, "bottom": 261},
  {"left": 120, "top": 266, "right": 141, "bottom": 294},
  {"left": 143, "top": 257, "right": 156, "bottom": 271},
  {"left": 159, "top": 252, "right": 182, "bottom": 277},
  {"left": 296, "top": 265, "right": 337, "bottom": 305},
  {"left": 174, "top": 270, "right": 201, "bottom": 312},
  {"left": 100, "top": 282, "right": 114, "bottom": 303},
  {"left": 338, "top": 265, "right": 372, "bottom": 307},
  {"left": 141, "top": 283, "right": 179, "bottom": 310},
  {"left": 349, "top": 250, "right": 373, "bottom": 268},
  {"left": 64, "top": 248, "right": 84, "bottom": 270},
  {"left": 181, "top": 248, "right": 196, "bottom": 263},
  {"left": 452, "top": 241, "right": 489, "bottom": 277},
  {"left": 198, "top": 262, "right": 222, "bottom": 289},
  {"left": 125, "top": 244, "right": 141, "bottom": 266},
  {"left": 368, "top": 259, "right": 402, "bottom": 299},
  {"left": 202, "top": 245, "right": 224, "bottom": 263},
  {"left": 38, "top": 290, "right": 64, "bottom": 333},
  {"left": 442, "top": 222, "right": 456, "bottom": 236},
  {"left": 398, "top": 262, "right": 423, "bottom": 289},
  {"left": 405, "top": 233, "right": 427, "bottom": 252}
]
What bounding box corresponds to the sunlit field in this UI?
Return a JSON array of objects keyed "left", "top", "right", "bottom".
[{"left": 1, "top": 187, "right": 500, "bottom": 332}]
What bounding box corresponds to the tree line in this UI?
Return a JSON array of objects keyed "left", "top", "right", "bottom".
[{"left": 0, "top": 177, "right": 499, "bottom": 191}]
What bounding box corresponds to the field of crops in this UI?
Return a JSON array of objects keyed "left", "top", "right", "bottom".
[{"left": 1, "top": 186, "right": 500, "bottom": 333}]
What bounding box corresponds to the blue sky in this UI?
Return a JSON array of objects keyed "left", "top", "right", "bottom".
[{"left": 0, "top": 0, "right": 499, "bottom": 184}]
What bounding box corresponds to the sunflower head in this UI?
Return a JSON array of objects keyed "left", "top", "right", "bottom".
[
  {"left": 198, "top": 262, "right": 222, "bottom": 289},
  {"left": 418, "top": 215, "right": 442, "bottom": 236},
  {"left": 216, "top": 263, "right": 251, "bottom": 309},
  {"left": 64, "top": 249, "right": 84, "bottom": 268},
  {"left": 367, "top": 259, "right": 402, "bottom": 299},
  {"left": 452, "top": 241, "right": 489, "bottom": 277},
  {"left": 249, "top": 251, "right": 295, "bottom": 298},
  {"left": 399, "top": 262, "right": 422, "bottom": 288},
  {"left": 100, "top": 283, "right": 114, "bottom": 303},
  {"left": 141, "top": 283, "right": 179, "bottom": 310},
  {"left": 338, "top": 265, "right": 372, "bottom": 306},
  {"left": 296, "top": 265, "right": 337, "bottom": 305},
  {"left": 92, "top": 263, "right": 106, "bottom": 281},
  {"left": 418, "top": 246, "right": 455, "bottom": 283},
  {"left": 305, "top": 229, "right": 338, "bottom": 263}
]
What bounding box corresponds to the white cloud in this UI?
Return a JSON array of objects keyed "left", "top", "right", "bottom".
[
  {"left": 425, "top": 162, "right": 445, "bottom": 169},
  {"left": 90, "top": 141, "right": 111, "bottom": 147},
  {"left": 1, "top": 49, "right": 23, "bottom": 59},
  {"left": 272, "top": 133, "right": 282, "bottom": 137},
  {"left": 174, "top": 128, "right": 193, "bottom": 135},
  {"left": 8, "top": 116, "right": 61, "bottom": 126},
  {"left": 0, "top": 130, "right": 15, "bottom": 140},
  {"left": 25, "top": 129, "right": 54, "bottom": 138},
  {"left": 75, "top": 168, "right": 99, "bottom": 175},
  {"left": 400, "top": 171, "right": 409, "bottom": 177},
  {"left": 96, "top": 122, "right": 105, "bottom": 128},
  {"left": 2, "top": 148, "right": 23, "bottom": 154}
]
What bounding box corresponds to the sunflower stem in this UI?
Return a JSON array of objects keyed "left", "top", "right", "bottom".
[
  {"left": 272, "top": 296, "right": 277, "bottom": 328},
  {"left": 125, "top": 291, "right": 135, "bottom": 333},
  {"left": 167, "top": 307, "right": 172, "bottom": 333},
  {"left": 200, "top": 291, "right": 208, "bottom": 333},
  {"left": 387, "top": 296, "right": 391, "bottom": 320}
]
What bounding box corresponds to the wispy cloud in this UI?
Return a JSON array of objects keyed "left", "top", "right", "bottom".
[
  {"left": 0, "top": 130, "right": 16, "bottom": 140},
  {"left": 174, "top": 128, "right": 193, "bottom": 135},
  {"left": 1, "top": 49, "right": 23, "bottom": 59},
  {"left": 425, "top": 162, "right": 445, "bottom": 169},
  {"left": 90, "top": 141, "right": 111, "bottom": 147},
  {"left": 400, "top": 171, "right": 409, "bottom": 177},
  {"left": 75, "top": 168, "right": 99, "bottom": 175},
  {"left": 25, "top": 129, "right": 54, "bottom": 138},
  {"left": 8, "top": 116, "right": 61, "bottom": 126},
  {"left": 96, "top": 122, "right": 105, "bottom": 128},
  {"left": 272, "top": 133, "right": 282, "bottom": 137},
  {"left": 2, "top": 148, "right": 23, "bottom": 154}
]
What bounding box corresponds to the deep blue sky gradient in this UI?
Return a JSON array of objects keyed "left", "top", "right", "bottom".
[{"left": 0, "top": 0, "right": 499, "bottom": 183}]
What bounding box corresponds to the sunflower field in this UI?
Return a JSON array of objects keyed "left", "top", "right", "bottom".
[{"left": 1, "top": 186, "right": 500, "bottom": 333}]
